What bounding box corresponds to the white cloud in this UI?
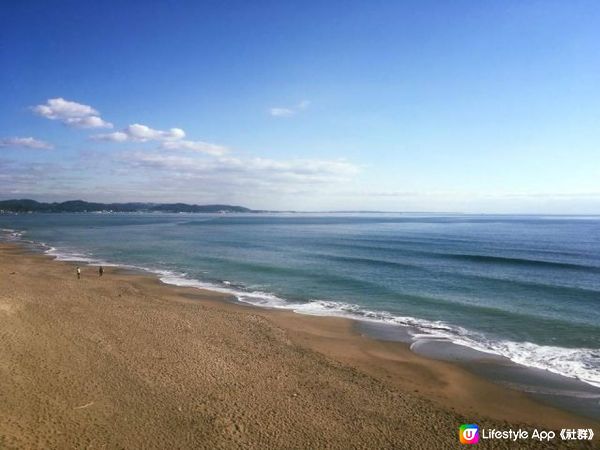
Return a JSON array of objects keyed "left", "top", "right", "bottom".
[
  {"left": 32, "top": 98, "right": 113, "bottom": 129},
  {"left": 268, "top": 100, "right": 310, "bottom": 118},
  {"left": 33, "top": 98, "right": 96, "bottom": 118},
  {"left": 0, "top": 137, "right": 54, "bottom": 150},
  {"left": 93, "top": 123, "right": 185, "bottom": 142},
  {"left": 269, "top": 107, "right": 295, "bottom": 117},
  {"left": 161, "top": 140, "right": 229, "bottom": 156}
]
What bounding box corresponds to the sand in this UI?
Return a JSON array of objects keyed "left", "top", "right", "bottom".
[{"left": 0, "top": 243, "right": 597, "bottom": 449}]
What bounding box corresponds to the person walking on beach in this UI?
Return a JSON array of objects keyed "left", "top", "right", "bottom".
[
  {"left": 76, "top": 266, "right": 81, "bottom": 279},
  {"left": 99, "top": 266, "right": 104, "bottom": 277}
]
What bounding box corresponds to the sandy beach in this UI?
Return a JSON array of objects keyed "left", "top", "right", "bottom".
[{"left": 0, "top": 243, "right": 597, "bottom": 449}]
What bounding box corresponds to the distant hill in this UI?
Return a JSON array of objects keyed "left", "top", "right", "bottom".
[{"left": 0, "top": 199, "right": 256, "bottom": 214}]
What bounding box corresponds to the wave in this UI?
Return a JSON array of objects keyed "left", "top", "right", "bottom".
[
  {"left": 441, "top": 253, "right": 600, "bottom": 272},
  {"left": 45, "top": 246, "right": 104, "bottom": 264},
  {"left": 319, "top": 241, "right": 600, "bottom": 273},
  {"left": 2, "top": 228, "right": 599, "bottom": 389}
]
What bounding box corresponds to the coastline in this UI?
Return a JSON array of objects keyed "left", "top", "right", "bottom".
[
  {"left": 0, "top": 243, "right": 597, "bottom": 448},
  {"left": 5, "top": 222, "right": 600, "bottom": 397}
]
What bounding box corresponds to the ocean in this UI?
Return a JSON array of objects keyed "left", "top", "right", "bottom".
[{"left": 2, "top": 212, "right": 599, "bottom": 392}]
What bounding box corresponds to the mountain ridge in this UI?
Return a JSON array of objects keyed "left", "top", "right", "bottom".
[{"left": 0, "top": 199, "right": 257, "bottom": 213}]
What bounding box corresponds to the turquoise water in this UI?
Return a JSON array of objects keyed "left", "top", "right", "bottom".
[{"left": 2, "top": 213, "right": 599, "bottom": 387}]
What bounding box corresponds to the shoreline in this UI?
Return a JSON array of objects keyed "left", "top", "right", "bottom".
[
  {"left": 0, "top": 243, "right": 597, "bottom": 448},
  {"left": 11, "top": 231, "right": 600, "bottom": 420}
]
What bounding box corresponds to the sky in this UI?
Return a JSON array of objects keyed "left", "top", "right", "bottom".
[{"left": 1, "top": 0, "right": 599, "bottom": 213}]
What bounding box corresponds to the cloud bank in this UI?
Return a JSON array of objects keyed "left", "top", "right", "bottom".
[{"left": 116, "top": 151, "right": 359, "bottom": 202}]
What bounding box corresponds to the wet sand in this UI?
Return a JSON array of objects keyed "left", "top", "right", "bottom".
[{"left": 0, "top": 243, "right": 597, "bottom": 449}]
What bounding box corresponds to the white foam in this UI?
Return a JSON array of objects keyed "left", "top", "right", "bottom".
[
  {"left": 482, "top": 340, "right": 600, "bottom": 388},
  {"left": 156, "top": 270, "right": 291, "bottom": 307},
  {"left": 1, "top": 228, "right": 24, "bottom": 241},
  {"left": 46, "top": 248, "right": 98, "bottom": 264},
  {"left": 40, "top": 242, "right": 122, "bottom": 268}
]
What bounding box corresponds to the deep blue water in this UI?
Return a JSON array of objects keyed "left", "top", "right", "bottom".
[{"left": 2, "top": 213, "right": 599, "bottom": 386}]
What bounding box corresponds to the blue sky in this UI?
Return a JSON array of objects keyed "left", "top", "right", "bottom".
[{"left": 1, "top": 0, "right": 599, "bottom": 212}]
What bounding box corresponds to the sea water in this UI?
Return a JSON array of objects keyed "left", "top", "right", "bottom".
[{"left": 2, "top": 213, "right": 599, "bottom": 390}]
